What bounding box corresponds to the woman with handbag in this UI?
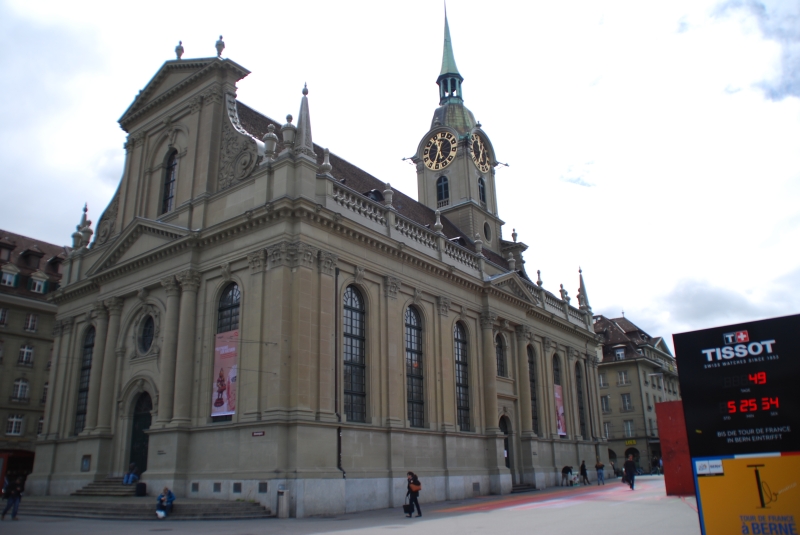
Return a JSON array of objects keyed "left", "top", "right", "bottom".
[{"left": 405, "top": 472, "right": 422, "bottom": 518}]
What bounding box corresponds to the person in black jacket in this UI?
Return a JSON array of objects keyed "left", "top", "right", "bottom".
[
  {"left": 561, "top": 465, "right": 572, "bottom": 486},
  {"left": 579, "top": 461, "right": 590, "bottom": 485},
  {"left": 623, "top": 454, "right": 637, "bottom": 490},
  {"left": 405, "top": 472, "right": 422, "bottom": 518},
  {"left": 1, "top": 478, "right": 23, "bottom": 521}
]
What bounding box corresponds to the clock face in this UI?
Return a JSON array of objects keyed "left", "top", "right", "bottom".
[
  {"left": 423, "top": 131, "right": 457, "bottom": 170},
  {"left": 469, "top": 133, "right": 492, "bottom": 173}
]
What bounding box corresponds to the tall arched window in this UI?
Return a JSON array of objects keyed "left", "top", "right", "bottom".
[
  {"left": 553, "top": 354, "right": 561, "bottom": 385},
  {"left": 217, "top": 283, "right": 240, "bottom": 333},
  {"left": 575, "top": 362, "right": 587, "bottom": 438},
  {"left": 454, "top": 322, "right": 470, "bottom": 431},
  {"left": 495, "top": 334, "right": 506, "bottom": 377},
  {"left": 161, "top": 151, "right": 178, "bottom": 215},
  {"left": 436, "top": 176, "right": 450, "bottom": 207},
  {"left": 343, "top": 286, "right": 366, "bottom": 423},
  {"left": 527, "top": 346, "right": 539, "bottom": 435},
  {"left": 478, "top": 177, "right": 486, "bottom": 205},
  {"left": 74, "top": 326, "right": 95, "bottom": 435},
  {"left": 12, "top": 378, "right": 29, "bottom": 400},
  {"left": 405, "top": 307, "right": 424, "bottom": 428}
]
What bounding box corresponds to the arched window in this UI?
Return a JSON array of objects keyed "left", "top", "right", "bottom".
[
  {"left": 478, "top": 177, "right": 486, "bottom": 204},
  {"left": 41, "top": 382, "right": 48, "bottom": 404},
  {"left": 139, "top": 316, "right": 155, "bottom": 353},
  {"left": 576, "top": 362, "right": 587, "bottom": 438},
  {"left": 217, "top": 283, "right": 240, "bottom": 333},
  {"left": 553, "top": 354, "right": 561, "bottom": 385},
  {"left": 405, "top": 307, "right": 424, "bottom": 428},
  {"left": 454, "top": 322, "right": 470, "bottom": 431},
  {"left": 74, "top": 326, "right": 95, "bottom": 435},
  {"left": 527, "top": 346, "right": 539, "bottom": 435},
  {"left": 436, "top": 176, "right": 450, "bottom": 207},
  {"left": 343, "top": 286, "right": 366, "bottom": 423},
  {"left": 12, "top": 378, "right": 29, "bottom": 400},
  {"left": 495, "top": 334, "right": 506, "bottom": 377},
  {"left": 161, "top": 151, "right": 178, "bottom": 215}
]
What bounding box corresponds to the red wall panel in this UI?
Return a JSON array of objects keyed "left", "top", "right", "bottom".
[{"left": 655, "top": 400, "right": 695, "bottom": 496}]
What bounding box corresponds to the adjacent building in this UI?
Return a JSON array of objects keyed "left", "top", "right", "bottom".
[
  {"left": 31, "top": 19, "right": 607, "bottom": 516},
  {"left": 593, "top": 314, "right": 680, "bottom": 471},
  {"left": 0, "top": 230, "right": 68, "bottom": 482}
]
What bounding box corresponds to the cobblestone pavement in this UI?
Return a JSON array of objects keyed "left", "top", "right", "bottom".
[{"left": 1, "top": 476, "right": 700, "bottom": 535}]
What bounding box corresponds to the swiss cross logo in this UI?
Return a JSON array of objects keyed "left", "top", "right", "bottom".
[{"left": 723, "top": 331, "right": 749, "bottom": 345}]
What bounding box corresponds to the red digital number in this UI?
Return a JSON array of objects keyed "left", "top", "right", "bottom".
[
  {"left": 748, "top": 372, "right": 767, "bottom": 385},
  {"left": 740, "top": 399, "right": 757, "bottom": 412},
  {"left": 728, "top": 401, "right": 737, "bottom": 414},
  {"left": 761, "top": 397, "right": 779, "bottom": 410}
]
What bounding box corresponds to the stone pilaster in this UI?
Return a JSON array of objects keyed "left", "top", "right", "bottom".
[
  {"left": 95, "top": 297, "right": 124, "bottom": 433},
  {"left": 515, "top": 325, "right": 533, "bottom": 434},
  {"left": 43, "top": 320, "right": 65, "bottom": 438},
  {"left": 316, "top": 250, "right": 337, "bottom": 422},
  {"left": 171, "top": 269, "right": 201, "bottom": 425},
  {"left": 480, "top": 312, "right": 499, "bottom": 433},
  {"left": 83, "top": 302, "right": 109, "bottom": 433},
  {"left": 240, "top": 251, "right": 266, "bottom": 421},
  {"left": 157, "top": 276, "right": 181, "bottom": 425}
]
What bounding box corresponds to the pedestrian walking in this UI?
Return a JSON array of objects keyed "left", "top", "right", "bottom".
[
  {"left": 156, "top": 486, "right": 176, "bottom": 519},
  {"left": 405, "top": 472, "right": 422, "bottom": 518},
  {"left": 659, "top": 457, "right": 663, "bottom": 475},
  {"left": 1, "top": 478, "right": 23, "bottom": 521},
  {"left": 595, "top": 459, "right": 605, "bottom": 485},
  {"left": 624, "top": 454, "right": 637, "bottom": 490},
  {"left": 561, "top": 465, "right": 572, "bottom": 486},
  {"left": 579, "top": 461, "right": 590, "bottom": 485}
]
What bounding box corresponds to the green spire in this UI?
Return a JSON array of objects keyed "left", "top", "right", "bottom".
[
  {"left": 437, "top": 8, "right": 464, "bottom": 105},
  {"left": 439, "top": 10, "right": 461, "bottom": 77}
]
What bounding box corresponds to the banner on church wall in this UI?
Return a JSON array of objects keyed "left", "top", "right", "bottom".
[
  {"left": 212, "top": 330, "right": 239, "bottom": 416},
  {"left": 554, "top": 385, "right": 567, "bottom": 436}
]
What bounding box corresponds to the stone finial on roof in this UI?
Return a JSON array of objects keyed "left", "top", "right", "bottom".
[
  {"left": 294, "top": 84, "right": 315, "bottom": 157},
  {"left": 71, "top": 204, "right": 92, "bottom": 249},
  {"left": 262, "top": 124, "right": 279, "bottom": 160},
  {"left": 175, "top": 41, "right": 184, "bottom": 60},
  {"left": 512, "top": 228, "right": 517, "bottom": 242},
  {"left": 433, "top": 210, "right": 444, "bottom": 234},
  {"left": 577, "top": 267, "right": 591, "bottom": 311},
  {"left": 318, "top": 148, "right": 333, "bottom": 176},
  {"left": 559, "top": 284, "right": 570, "bottom": 304},
  {"left": 215, "top": 35, "right": 225, "bottom": 57},
  {"left": 507, "top": 252, "right": 516, "bottom": 271},
  {"left": 474, "top": 234, "right": 483, "bottom": 255},
  {"left": 536, "top": 270, "right": 542, "bottom": 286},
  {"left": 383, "top": 183, "right": 394, "bottom": 208},
  {"left": 281, "top": 114, "right": 296, "bottom": 148}
]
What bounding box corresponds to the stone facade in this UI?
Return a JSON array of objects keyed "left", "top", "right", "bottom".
[
  {"left": 593, "top": 315, "right": 681, "bottom": 471},
  {"left": 30, "top": 23, "right": 606, "bottom": 516}
]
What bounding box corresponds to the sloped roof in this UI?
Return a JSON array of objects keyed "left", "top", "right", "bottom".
[
  {"left": 0, "top": 229, "right": 69, "bottom": 300},
  {"left": 235, "top": 102, "right": 509, "bottom": 271}
]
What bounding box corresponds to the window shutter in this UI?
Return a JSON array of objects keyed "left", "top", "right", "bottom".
[
  {"left": 14, "top": 274, "right": 20, "bottom": 287},
  {"left": 27, "top": 277, "right": 33, "bottom": 290},
  {"left": 43, "top": 281, "right": 49, "bottom": 293}
]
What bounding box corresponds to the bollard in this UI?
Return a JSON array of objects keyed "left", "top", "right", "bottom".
[{"left": 277, "top": 489, "right": 289, "bottom": 518}]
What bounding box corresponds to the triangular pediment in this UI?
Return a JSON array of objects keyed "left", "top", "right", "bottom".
[
  {"left": 491, "top": 272, "right": 536, "bottom": 303},
  {"left": 118, "top": 57, "right": 250, "bottom": 131},
  {"left": 86, "top": 218, "right": 190, "bottom": 276}
]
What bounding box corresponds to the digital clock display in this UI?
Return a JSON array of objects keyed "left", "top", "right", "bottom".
[{"left": 673, "top": 314, "right": 800, "bottom": 458}]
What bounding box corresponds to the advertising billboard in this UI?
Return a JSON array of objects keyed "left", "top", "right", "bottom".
[
  {"left": 673, "top": 314, "right": 799, "bottom": 535},
  {"left": 211, "top": 330, "right": 239, "bottom": 417},
  {"left": 554, "top": 384, "right": 567, "bottom": 436}
]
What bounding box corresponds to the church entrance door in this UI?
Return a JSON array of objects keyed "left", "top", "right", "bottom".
[
  {"left": 499, "top": 416, "right": 516, "bottom": 484},
  {"left": 129, "top": 393, "right": 152, "bottom": 473}
]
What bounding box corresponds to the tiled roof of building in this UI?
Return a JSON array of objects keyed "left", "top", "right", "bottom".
[
  {"left": 0, "top": 229, "right": 69, "bottom": 301},
  {"left": 236, "top": 102, "right": 510, "bottom": 271}
]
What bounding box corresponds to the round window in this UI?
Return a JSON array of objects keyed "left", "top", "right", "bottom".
[
  {"left": 483, "top": 222, "right": 492, "bottom": 242},
  {"left": 139, "top": 316, "right": 155, "bottom": 353}
]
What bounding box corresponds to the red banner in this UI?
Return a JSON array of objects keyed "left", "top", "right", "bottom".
[
  {"left": 554, "top": 384, "right": 567, "bottom": 436},
  {"left": 212, "top": 330, "right": 238, "bottom": 416}
]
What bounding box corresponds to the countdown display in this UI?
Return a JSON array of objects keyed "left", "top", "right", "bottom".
[{"left": 674, "top": 315, "right": 800, "bottom": 535}]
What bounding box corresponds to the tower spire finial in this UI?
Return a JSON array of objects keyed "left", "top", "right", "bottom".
[{"left": 437, "top": 6, "right": 464, "bottom": 105}]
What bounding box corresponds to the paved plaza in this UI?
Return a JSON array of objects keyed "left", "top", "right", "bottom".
[{"left": 2, "top": 476, "right": 700, "bottom": 535}]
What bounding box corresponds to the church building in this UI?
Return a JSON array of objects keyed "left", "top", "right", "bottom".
[{"left": 30, "top": 19, "right": 606, "bottom": 516}]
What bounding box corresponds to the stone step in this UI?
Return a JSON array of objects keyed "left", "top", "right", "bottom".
[
  {"left": 26, "top": 499, "right": 271, "bottom": 521},
  {"left": 510, "top": 484, "right": 537, "bottom": 494}
]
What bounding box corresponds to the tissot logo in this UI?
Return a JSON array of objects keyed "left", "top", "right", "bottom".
[
  {"left": 723, "top": 331, "right": 749, "bottom": 344},
  {"left": 701, "top": 338, "right": 776, "bottom": 361}
]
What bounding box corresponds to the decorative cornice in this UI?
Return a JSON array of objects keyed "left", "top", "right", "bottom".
[
  {"left": 354, "top": 265, "right": 365, "bottom": 285},
  {"left": 220, "top": 262, "right": 232, "bottom": 282},
  {"left": 161, "top": 276, "right": 180, "bottom": 297},
  {"left": 247, "top": 250, "right": 267, "bottom": 274},
  {"left": 93, "top": 301, "right": 108, "bottom": 320},
  {"left": 480, "top": 312, "right": 497, "bottom": 329},
  {"left": 515, "top": 325, "right": 531, "bottom": 340},
  {"left": 318, "top": 250, "right": 338, "bottom": 276},
  {"left": 104, "top": 296, "right": 124, "bottom": 316}
]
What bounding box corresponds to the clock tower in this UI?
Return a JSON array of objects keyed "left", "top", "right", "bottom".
[{"left": 415, "top": 13, "right": 504, "bottom": 249}]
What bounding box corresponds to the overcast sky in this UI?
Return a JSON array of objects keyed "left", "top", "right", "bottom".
[{"left": 1, "top": 0, "right": 798, "bottom": 352}]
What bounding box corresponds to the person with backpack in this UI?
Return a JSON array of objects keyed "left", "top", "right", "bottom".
[{"left": 405, "top": 472, "right": 422, "bottom": 518}]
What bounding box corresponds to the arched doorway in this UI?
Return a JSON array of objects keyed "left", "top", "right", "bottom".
[
  {"left": 608, "top": 449, "right": 618, "bottom": 476},
  {"left": 499, "top": 416, "right": 512, "bottom": 469},
  {"left": 624, "top": 447, "right": 640, "bottom": 471},
  {"left": 129, "top": 393, "right": 152, "bottom": 473}
]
